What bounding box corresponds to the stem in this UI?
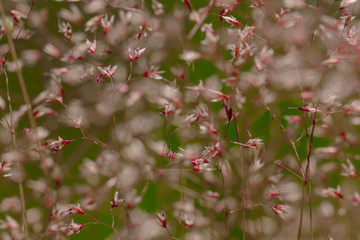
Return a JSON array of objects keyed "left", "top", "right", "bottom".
[
  {"left": 232, "top": 111, "right": 246, "bottom": 240},
  {"left": 305, "top": 109, "right": 317, "bottom": 240},
  {"left": 297, "top": 185, "right": 305, "bottom": 240},
  {"left": 11, "top": 134, "right": 30, "bottom": 240}
]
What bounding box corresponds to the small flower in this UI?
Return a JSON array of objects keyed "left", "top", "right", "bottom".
[
  {"left": 272, "top": 204, "right": 292, "bottom": 220},
  {"left": 339, "top": 0, "right": 357, "bottom": 10},
  {"left": 110, "top": 191, "right": 123, "bottom": 210},
  {"left": 62, "top": 219, "right": 83, "bottom": 236},
  {"left": 86, "top": 39, "right": 96, "bottom": 53},
  {"left": 268, "top": 188, "right": 281, "bottom": 199},
  {"left": 43, "top": 137, "right": 70, "bottom": 154},
  {"left": 179, "top": 50, "right": 202, "bottom": 65},
  {"left": 353, "top": 192, "right": 360, "bottom": 203},
  {"left": 167, "top": 151, "right": 176, "bottom": 160},
  {"left": 298, "top": 104, "right": 319, "bottom": 113},
  {"left": 221, "top": 15, "right": 243, "bottom": 27},
  {"left": 98, "top": 65, "right": 117, "bottom": 78},
  {"left": 101, "top": 14, "right": 114, "bottom": 34},
  {"left": 199, "top": 122, "right": 218, "bottom": 135},
  {"left": 97, "top": 74, "right": 103, "bottom": 82},
  {"left": 58, "top": 22, "right": 72, "bottom": 40},
  {"left": 10, "top": 10, "right": 26, "bottom": 23},
  {"left": 321, "top": 186, "right": 343, "bottom": 198},
  {"left": 85, "top": 15, "right": 102, "bottom": 32},
  {"left": 152, "top": 0, "right": 165, "bottom": 16},
  {"left": 156, "top": 211, "right": 167, "bottom": 228},
  {"left": 43, "top": 43, "right": 61, "bottom": 58},
  {"left": 206, "top": 191, "right": 220, "bottom": 198},
  {"left": 244, "top": 138, "right": 263, "bottom": 149},
  {"left": 128, "top": 47, "right": 146, "bottom": 61},
  {"left": 143, "top": 66, "right": 164, "bottom": 80},
  {"left": 67, "top": 204, "right": 84, "bottom": 216},
  {"left": 341, "top": 159, "right": 357, "bottom": 178}
]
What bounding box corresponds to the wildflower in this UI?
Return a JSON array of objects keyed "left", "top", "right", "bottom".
[
  {"left": 86, "top": 39, "right": 96, "bottom": 53},
  {"left": 179, "top": 50, "right": 202, "bottom": 65},
  {"left": 339, "top": 0, "right": 357, "bottom": 10},
  {"left": 206, "top": 191, "right": 220, "bottom": 198},
  {"left": 101, "top": 14, "right": 114, "bottom": 34},
  {"left": 156, "top": 211, "right": 167, "bottom": 228},
  {"left": 0, "top": 215, "right": 19, "bottom": 229},
  {"left": 43, "top": 137, "right": 70, "bottom": 154},
  {"left": 67, "top": 204, "right": 84, "bottom": 216},
  {"left": 110, "top": 191, "right": 123, "bottom": 210},
  {"left": 98, "top": 65, "right": 117, "bottom": 78},
  {"left": 250, "top": 158, "right": 264, "bottom": 173},
  {"left": 58, "top": 22, "right": 72, "bottom": 40},
  {"left": 221, "top": 15, "right": 243, "bottom": 27},
  {"left": 152, "top": 0, "right": 164, "bottom": 16},
  {"left": 298, "top": 104, "right": 319, "bottom": 113},
  {"left": 182, "top": 212, "right": 195, "bottom": 227},
  {"left": 143, "top": 66, "right": 164, "bottom": 80},
  {"left": 199, "top": 122, "right": 218, "bottom": 135},
  {"left": 62, "top": 220, "right": 83, "bottom": 236},
  {"left": 59, "top": 5, "right": 83, "bottom": 23},
  {"left": 43, "top": 43, "right": 61, "bottom": 58},
  {"left": 167, "top": 151, "right": 176, "bottom": 160},
  {"left": 244, "top": 138, "right": 263, "bottom": 149},
  {"left": 272, "top": 204, "right": 292, "bottom": 220},
  {"left": 10, "top": 10, "right": 26, "bottom": 23},
  {"left": 353, "top": 192, "right": 360, "bottom": 203},
  {"left": 97, "top": 74, "right": 103, "bottom": 82},
  {"left": 85, "top": 15, "right": 102, "bottom": 32},
  {"left": 341, "top": 159, "right": 357, "bottom": 178},
  {"left": 268, "top": 188, "right": 281, "bottom": 199},
  {"left": 321, "top": 186, "right": 344, "bottom": 198},
  {"left": 128, "top": 47, "right": 146, "bottom": 61}
]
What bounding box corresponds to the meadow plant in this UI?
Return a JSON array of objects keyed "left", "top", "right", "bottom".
[{"left": 0, "top": 0, "right": 360, "bottom": 239}]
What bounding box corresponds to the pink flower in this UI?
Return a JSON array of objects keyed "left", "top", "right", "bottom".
[
  {"left": 298, "top": 104, "right": 319, "bottom": 113},
  {"left": 98, "top": 65, "right": 117, "bottom": 77},
  {"left": 110, "top": 191, "right": 123, "bottom": 210},
  {"left": 43, "top": 137, "right": 70, "bottom": 154},
  {"left": 10, "top": 10, "right": 26, "bottom": 23},
  {"left": 156, "top": 211, "right": 167, "bottom": 228},
  {"left": 101, "top": 14, "right": 114, "bottom": 34},
  {"left": 67, "top": 204, "right": 84, "bottom": 216},
  {"left": 341, "top": 159, "right": 357, "bottom": 178},
  {"left": 62, "top": 220, "right": 83, "bottom": 236},
  {"left": 272, "top": 204, "right": 292, "bottom": 220},
  {"left": 85, "top": 15, "right": 102, "bottom": 32},
  {"left": 58, "top": 22, "right": 72, "bottom": 40},
  {"left": 143, "top": 66, "right": 164, "bottom": 80},
  {"left": 339, "top": 0, "right": 357, "bottom": 10},
  {"left": 221, "top": 15, "right": 243, "bottom": 27},
  {"left": 128, "top": 47, "right": 146, "bottom": 61},
  {"left": 321, "top": 186, "right": 344, "bottom": 198},
  {"left": 86, "top": 39, "right": 96, "bottom": 53}
]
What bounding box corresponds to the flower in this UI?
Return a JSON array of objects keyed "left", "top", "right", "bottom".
[
  {"left": 86, "top": 39, "right": 96, "bottom": 53},
  {"left": 341, "top": 159, "right": 357, "bottom": 178},
  {"left": 98, "top": 65, "right": 117, "bottom": 78},
  {"left": 128, "top": 47, "right": 146, "bottom": 61},
  {"left": 272, "top": 204, "right": 292, "bottom": 220},
  {"left": 156, "top": 211, "right": 167, "bottom": 228},
  {"left": 43, "top": 137, "right": 70, "bottom": 154},
  {"left": 62, "top": 220, "right": 83, "bottom": 236},
  {"left": 110, "top": 191, "right": 123, "bottom": 210}
]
